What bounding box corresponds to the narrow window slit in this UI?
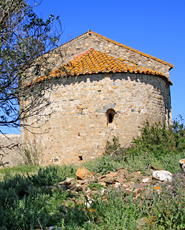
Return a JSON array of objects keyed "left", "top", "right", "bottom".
[{"left": 106, "top": 109, "right": 116, "bottom": 124}]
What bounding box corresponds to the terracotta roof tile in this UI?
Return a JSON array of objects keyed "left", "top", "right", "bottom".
[
  {"left": 35, "top": 48, "right": 172, "bottom": 85},
  {"left": 43, "top": 30, "right": 174, "bottom": 70}
]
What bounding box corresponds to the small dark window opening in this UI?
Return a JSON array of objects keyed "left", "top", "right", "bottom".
[
  {"left": 106, "top": 109, "right": 116, "bottom": 124},
  {"left": 79, "top": 156, "right": 83, "bottom": 161}
]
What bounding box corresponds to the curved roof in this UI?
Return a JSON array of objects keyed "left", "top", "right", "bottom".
[{"left": 35, "top": 48, "right": 172, "bottom": 85}]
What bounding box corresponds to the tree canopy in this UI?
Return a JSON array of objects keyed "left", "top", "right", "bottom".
[{"left": 0, "top": 0, "right": 62, "bottom": 134}]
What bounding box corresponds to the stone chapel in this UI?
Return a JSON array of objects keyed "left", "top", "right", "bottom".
[{"left": 21, "top": 30, "right": 174, "bottom": 165}]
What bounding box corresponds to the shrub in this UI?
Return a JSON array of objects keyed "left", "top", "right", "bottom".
[
  {"left": 29, "top": 165, "right": 64, "bottom": 187},
  {"left": 84, "top": 155, "right": 122, "bottom": 175},
  {"left": 1, "top": 174, "right": 32, "bottom": 198},
  {"left": 27, "top": 165, "right": 61, "bottom": 187},
  {"left": 27, "top": 164, "right": 77, "bottom": 187},
  {"left": 105, "top": 118, "right": 185, "bottom": 162},
  {"left": 0, "top": 165, "right": 77, "bottom": 229},
  {"left": 18, "top": 141, "right": 44, "bottom": 165},
  {"left": 173, "top": 115, "right": 185, "bottom": 152},
  {"left": 132, "top": 118, "right": 185, "bottom": 158},
  {"left": 104, "top": 136, "right": 130, "bottom": 164}
]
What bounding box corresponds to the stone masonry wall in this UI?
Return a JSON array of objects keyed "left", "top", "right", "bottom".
[
  {"left": 44, "top": 32, "right": 171, "bottom": 78},
  {"left": 22, "top": 72, "right": 172, "bottom": 166},
  {"left": 2, "top": 32, "right": 173, "bottom": 168},
  {"left": 0, "top": 134, "right": 22, "bottom": 168}
]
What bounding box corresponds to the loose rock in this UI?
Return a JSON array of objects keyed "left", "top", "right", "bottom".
[
  {"left": 76, "top": 166, "right": 92, "bottom": 180},
  {"left": 152, "top": 170, "right": 172, "bottom": 182},
  {"left": 142, "top": 178, "right": 150, "bottom": 183}
]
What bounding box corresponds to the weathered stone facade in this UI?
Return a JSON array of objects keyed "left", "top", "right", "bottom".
[
  {"left": 21, "top": 31, "right": 173, "bottom": 166},
  {"left": 0, "top": 134, "right": 22, "bottom": 167},
  {"left": 43, "top": 31, "right": 173, "bottom": 78}
]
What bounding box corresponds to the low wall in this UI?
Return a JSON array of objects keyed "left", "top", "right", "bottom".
[{"left": 0, "top": 134, "right": 23, "bottom": 168}]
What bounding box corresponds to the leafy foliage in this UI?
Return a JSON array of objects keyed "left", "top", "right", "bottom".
[
  {"left": 84, "top": 155, "right": 121, "bottom": 175},
  {"left": 0, "top": 0, "right": 62, "bottom": 135},
  {"left": 132, "top": 117, "right": 185, "bottom": 157},
  {"left": 27, "top": 164, "right": 77, "bottom": 187},
  {"left": 0, "top": 164, "right": 78, "bottom": 229},
  {"left": 105, "top": 117, "right": 185, "bottom": 162}
]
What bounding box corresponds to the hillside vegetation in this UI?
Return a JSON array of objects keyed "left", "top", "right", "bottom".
[{"left": 0, "top": 118, "right": 185, "bottom": 229}]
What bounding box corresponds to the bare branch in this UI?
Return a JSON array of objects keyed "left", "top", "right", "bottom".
[{"left": 0, "top": 0, "right": 63, "bottom": 149}]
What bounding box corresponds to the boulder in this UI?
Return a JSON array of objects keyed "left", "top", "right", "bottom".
[
  {"left": 76, "top": 166, "right": 92, "bottom": 180},
  {"left": 152, "top": 170, "right": 172, "bottom": 182},
  {"left": 59, "top": 177, "right": 75, "bottom": 185}
]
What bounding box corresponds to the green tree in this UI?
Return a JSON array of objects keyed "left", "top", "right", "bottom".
[{"left": 0, "top": 0, "right": 62, "bottom": 135}]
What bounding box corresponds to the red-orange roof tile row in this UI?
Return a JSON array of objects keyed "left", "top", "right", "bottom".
[
  {"left": 43, "top": 30, "right": 174, "bottom": 70},
  {"left": 35, "top": 48, "right": 172, "bottom": 85}
]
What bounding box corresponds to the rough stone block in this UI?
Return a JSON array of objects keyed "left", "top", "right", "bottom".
[{"left": 76, "top": 166, "right": 92, "bottom": 180}]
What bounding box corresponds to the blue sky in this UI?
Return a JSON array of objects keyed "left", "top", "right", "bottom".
[{"left": 2, "top": 0, "right": 185, "bottom": 134}]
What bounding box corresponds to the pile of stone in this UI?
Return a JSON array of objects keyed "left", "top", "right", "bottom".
[
  {"left": 58, "top": 165, "right": 174, "bottom": 205},
  {"left": 38, "top": 160, "right": 185, "bottom": 230}
]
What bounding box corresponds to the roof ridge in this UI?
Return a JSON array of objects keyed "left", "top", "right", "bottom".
[
  {"left": 91, "top": 31, "right": 174, "bottom": 69},
  {"left": 40, "top": 30, "right": 173, "bottom": 69},
  {"left": 34, "top": 48, "right": 171, "bottom": 85}
]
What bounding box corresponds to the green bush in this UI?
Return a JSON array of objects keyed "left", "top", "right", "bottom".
[
  {"left": 1, "top": 174, "right": 32, "bottom": 198},
  {"left": 27, "top": 164, "right": 77, "bottom": 187},
  {"left": 104, "top": 118, "right": 185, "bottom": 162},
  {"left": 83, "top": 155, "right": 122, "bottom": 175},
  {"left": 129, "top": 118, "right": 185, "bottom": 158},
  {"left": 27, "top": 165, "right": 61, "bottom": 187},
  {"left": 173, "top": 115, "right": 185, "bottom": 152}
]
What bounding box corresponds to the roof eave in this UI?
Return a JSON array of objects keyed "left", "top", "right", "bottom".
[{"left": 91, "top": 31, "right": 174, "bottom": 69}]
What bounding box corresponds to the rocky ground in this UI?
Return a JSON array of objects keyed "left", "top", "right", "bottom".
[
  {"left": 59, "top": 165, "right": 176, "bottom": 201},
  {"left": 37, "top": 161, "right": 185, "bottom": 230}
]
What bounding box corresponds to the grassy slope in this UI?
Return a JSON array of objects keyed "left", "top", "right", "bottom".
[{"left": 0, "top": 120, "right": 184, "bottom": 229}]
